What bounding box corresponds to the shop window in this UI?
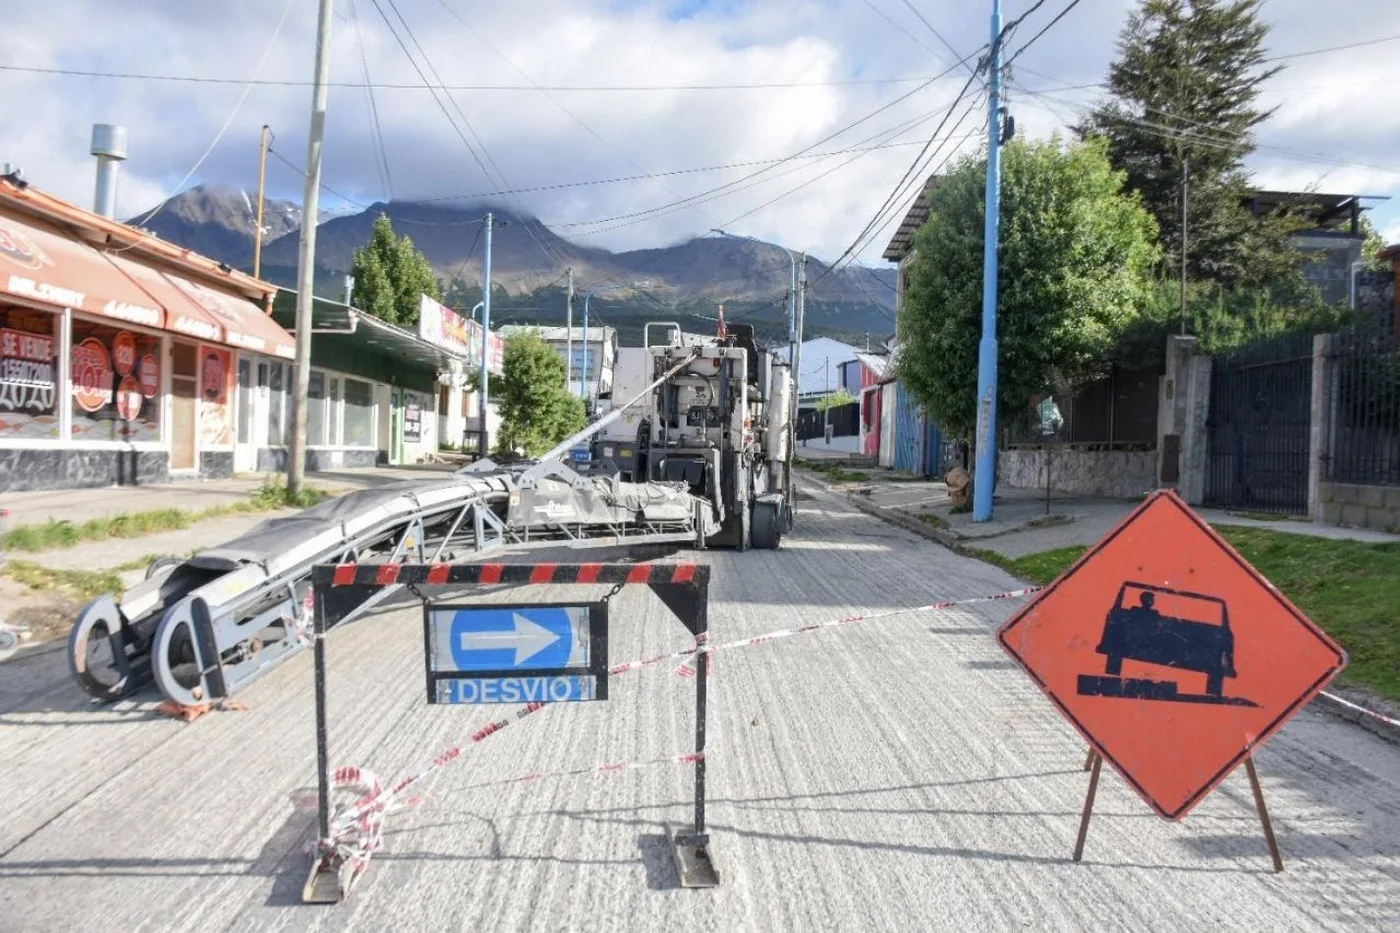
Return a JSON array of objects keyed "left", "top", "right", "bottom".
[
  {"left": 344, "top": 378, "right": 374, "bottom": 448},
  {"left": 264, "top": 362, "right": 286, "bottom": 446},
  {"left": 328, "top": 376, "right": 342, "bottom": 446},
  {"left": 0, "top": 306, "right": 60, "bottom": 440},
  {"left": 307, "top": 370, "right": 327, "bottom": 446},
  {"left": 70, "top": 319, "right": 162, "bottom": 443}
]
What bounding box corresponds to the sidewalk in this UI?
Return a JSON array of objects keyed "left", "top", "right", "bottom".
[
  {"left": 0, "top": 464, "right": 460, "bottom": 646},
  {"left": 803, "top": 468, "right": 1400, "bottom": 558},
  {"left": 0, "top": 464, "right": 454, "bottom": 528}
]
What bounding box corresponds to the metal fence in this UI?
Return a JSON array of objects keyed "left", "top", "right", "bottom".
[
  {"left": 1203, "top": 330, "right": 1315, "bottom": 515},
  {"left": 1327, "top": 321, "right": 1400, "bottom": 487},
  {"left": 1003, "top": 367, "right": 1159, "bottom": 449},
  {"left": 797, "top": 402, "right": 858, "bottom": 441}
]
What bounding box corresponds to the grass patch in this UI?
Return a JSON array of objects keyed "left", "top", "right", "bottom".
[
  {"left": 1227, "top": 510, "right": 1306, "bottom": 523},
  {"left": 968, "top": 528, "right": 1400, "bottom": 703},
  {"left": 1024, "top": 514, "right": 1073, "bottom": 530},
  {"left": 796, "top": 460, "right": 871, "bottom": 484},
  {"left": 2, "top": 554, "right": 161, "bottom": 600},
  {"left": 917, "top": 512, "right": 949, "bottom": 530},
  {"left": 1, "top": 478, "right": 328, "bottom": 554},
  {"left": 949, "top": 501, "right": 973, "bottom": 515}
]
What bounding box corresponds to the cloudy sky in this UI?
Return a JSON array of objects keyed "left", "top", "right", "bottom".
[{"left": 2, "top": 0, "right": 1398, "bottom": 266}]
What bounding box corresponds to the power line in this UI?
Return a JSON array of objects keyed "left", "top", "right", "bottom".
[
  {"left": 347, "top": 0, "right": 393, "bottom": 201},
  {"left": 553, "top": 49, "right": 987, "bottom": 236},
  {"left": 431, "top": 0, "right": 724, "bottom": 234},
  {"left": 123, "top": 0, "right": 295, "bottom": 238},
  {"left": 1264, "top": 33, "right": 1400, "bottom": 62},
  {"left": 0, "top": 62, "right": 948, "bottom": 91},
  {"left": 899, "top": 0, "right": 973, "bottom": 75},
  {"left": 1004, "top": 0, "right": 1086, "bottom": 69}
]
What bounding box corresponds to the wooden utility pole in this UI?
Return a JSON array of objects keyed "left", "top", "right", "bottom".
[
  {"left": 1180, "top": 158, "right": 1189, "bottom": 336},
  {"left": 253, "top": 125, "right": 270, "bottom": 280}
]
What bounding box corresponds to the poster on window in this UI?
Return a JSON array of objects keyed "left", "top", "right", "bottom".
[
  {"left": 403, "top": 392, "right": 422, "bottom": 442},
  {"left": 0, "top": 309, "right": 59, "bottom": 439},
  {"left": 199, "top": 345, "right": 232, "bottom": 446},
  {"left": 69, "top": 322, "right": 162, "bottom": 442}
]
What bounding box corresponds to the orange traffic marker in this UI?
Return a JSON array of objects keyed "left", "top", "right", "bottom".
[{"left": 997, "top": 489, "right": 1346, "bottom": 820}]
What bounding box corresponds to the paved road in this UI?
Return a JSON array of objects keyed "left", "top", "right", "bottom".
[{"left": 2, "top": 482, "right": 1398, "bottom": 931}]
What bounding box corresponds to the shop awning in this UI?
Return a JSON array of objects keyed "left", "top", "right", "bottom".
[
  {"left": 271, "top": 291, "right": 465, "bottom": 371},
  {"left": 0, "top": 210, "right": 164, "bottom": 328},
  {"left": 104, "top": 251, "right": 225, "bottom": 344},
  {"left": 162, "top": 273, "right": 296, "bottom": 359}
]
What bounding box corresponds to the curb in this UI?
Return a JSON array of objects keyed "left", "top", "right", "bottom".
[{"left": 797, "top": 468, "right": 1400, "bottom": 748}]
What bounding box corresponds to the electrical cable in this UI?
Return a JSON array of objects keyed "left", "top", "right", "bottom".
[
  {"left": 123, "top": 0, "right": 294, "bottom": 235},
  {"left": 347, "top": 0, "right": 394, "bottom": 201}
]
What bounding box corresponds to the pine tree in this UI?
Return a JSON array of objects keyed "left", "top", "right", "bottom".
[
  {"left": 1077, "top": 0, "right": 1299, "bottom": 290},
  {"left": 349, "top": 214, "right": 440, "bottom": 326}
]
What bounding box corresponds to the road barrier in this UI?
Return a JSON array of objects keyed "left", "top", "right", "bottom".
[{"left": 303, "top": 560, "right": 715, "bottom": 903}]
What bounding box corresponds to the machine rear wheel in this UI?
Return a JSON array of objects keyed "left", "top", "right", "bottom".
[{"left": 752, "top": 500, "right": 782, "bottom": 550}]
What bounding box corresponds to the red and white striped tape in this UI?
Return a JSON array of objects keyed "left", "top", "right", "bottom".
[
  {"left": 1320, "top": 690, "right": 1400, "bottom": 729},
  {"left": 312, "top": 584, "right": 1044, "bottom": 889}
]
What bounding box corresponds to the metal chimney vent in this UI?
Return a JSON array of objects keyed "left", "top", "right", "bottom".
[{"left": 90, "top": 124, "right": 129, "bottom": 218}]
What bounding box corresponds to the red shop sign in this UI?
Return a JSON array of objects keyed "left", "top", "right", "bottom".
[
  {"left": 72, "top": 337, "right": 113, "bottom": 413},
  {"left": 112, "top": 331, "right": 137, "bottom": 376},
  {"left": 115, "top": 375, "right": 143, "bottom": 421},
  {"left": 138, "top": 353, "right": 159, "bottom": 399}
]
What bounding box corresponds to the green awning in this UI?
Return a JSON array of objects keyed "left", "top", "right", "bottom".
[{"left": 271, "top": 289, "right": 470, "bottom": 373}]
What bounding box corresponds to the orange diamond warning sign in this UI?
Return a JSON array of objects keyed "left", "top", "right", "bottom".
[{"left": 997, "top": 489, "right": 1346, "bottom": 820}]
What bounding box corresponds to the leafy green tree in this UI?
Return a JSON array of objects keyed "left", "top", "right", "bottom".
[
  {"left": 496, "top": 331, "right": 586, "bottom": 456},
  {"left": 349, "top": 214, "right": 439, "bottom": 327},
  {"left": 815, "top": 388, "right": 856, "bottom": 412},
  {"left": 896, "top": 136, "right": 1160, "bottom": 441},
  {"left": 1077, "top": 0, "right": 1300, "bottom": 289},
  {"left": 1358, "top": 215, "right": 1389, "bottom": 272}
]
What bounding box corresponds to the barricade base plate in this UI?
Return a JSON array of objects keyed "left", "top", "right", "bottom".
[
  {"left": 668, "top": 824, "right": 719, "bottom": 888},
  {"left": 302, "top": 856, "right": 345, "bottom": 904}
]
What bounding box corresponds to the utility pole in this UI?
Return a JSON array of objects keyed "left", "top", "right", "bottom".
[
  {"left": 565, "top": 266, "right": 574, "bottom": 392},
  {"left": 253, "top": 125, "right": 270, "bottom": 281},
  {"left": 972, "top": 0, "right": 1003, "bottom": 523},
  {"left": 477, "top": 212, "right": 494, "bottom": 459},
  {"left": 287, "top": 0, "right": 334, "bottom": 496},
  {"left": 787, "top": 254, "right": 807, "bottom": 528},
  {"left": 1180, "top": 158, "right": 1189, "bottom": 335},
  {"left": 823, "top": 357, "right": 831, "bottom": 441}
]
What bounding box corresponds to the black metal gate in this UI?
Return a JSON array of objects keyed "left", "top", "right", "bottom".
[{"left": 1204, "top": 331, "right": 1314, "bottom": 515}]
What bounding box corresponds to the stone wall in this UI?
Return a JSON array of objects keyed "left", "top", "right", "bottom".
[
  {"left": 1317, "top": 482, "right": 1400, "bottom": 531},
  {"left": 199, "top": 450, "right": 234, "bottom": 480},
  {"left": 0, "top": 448, "right": 170, "bottom": 493},
  {"left": 999, "top": 449, "right": 1158, "bottom": 500}
]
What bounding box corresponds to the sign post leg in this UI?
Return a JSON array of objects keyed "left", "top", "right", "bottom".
[
  {"left": 1072, "top": 753, "right": 1102, "bottom": 862},
  {"left": 303, "top": 586, "right": 341, "bottom": 903},
  {"left": 1082, "top": 747, "right": 1095, "bottom": 772},
  {"left": 1245, "top": 756, "right": 1284, "bottom": 873},
  {"left": 669, "top": 583, "right": 719, "bottom": 888}
]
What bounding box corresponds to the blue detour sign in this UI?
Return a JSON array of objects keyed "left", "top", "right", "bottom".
[{"left": 424, "top": 602, "right": 609, "bottom": 705}]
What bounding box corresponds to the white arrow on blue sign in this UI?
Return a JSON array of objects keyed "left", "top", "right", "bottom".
[{"left": 431, "top": 606, "right": 590, "bottom": 673}]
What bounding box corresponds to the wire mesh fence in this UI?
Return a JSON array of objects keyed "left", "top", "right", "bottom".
[{"left": 1327, "top": 320, "right": 1400, "bottom": 488}]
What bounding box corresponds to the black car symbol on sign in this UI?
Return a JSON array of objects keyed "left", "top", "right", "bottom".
[{"left": 1090, "top": 582, "right": 1238, "bottom": 699}]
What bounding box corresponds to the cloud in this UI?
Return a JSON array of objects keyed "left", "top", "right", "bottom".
[{"left": 1, "top": 0, "right": 1398, "bottom": 263}]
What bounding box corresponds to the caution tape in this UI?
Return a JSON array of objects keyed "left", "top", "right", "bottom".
[
  {"left": 312, "top": 583, "right": 1043, "bottom": 891},
  {"left": 1320, "top": 690, "right": 1400, "bottom": 729}
]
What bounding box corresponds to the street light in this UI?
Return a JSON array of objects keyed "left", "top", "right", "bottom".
[
  {"left": 470, "top": 300, "right": 484, "bottom": 322},
  {"left": 710, "top": 228, "right": 796, "bottom": 346},
  {"left": 581, "top": 282, "right": 647, "bottom": 410}
]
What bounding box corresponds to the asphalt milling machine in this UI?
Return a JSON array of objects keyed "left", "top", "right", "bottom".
[{"left": 65, "top": 323, "right": 796, "bottom": 712}]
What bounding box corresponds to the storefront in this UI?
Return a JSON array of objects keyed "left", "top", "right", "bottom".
[
  {"left": 0, "top": 178, "right": 294, "bottom": 492},
  {"left": 270, "top": 291, "right": 483, "bottom": 467}
]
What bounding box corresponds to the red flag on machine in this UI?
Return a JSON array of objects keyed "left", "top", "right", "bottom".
[{"left": 717, "top": 303, "right": 727, "bottom": 339}]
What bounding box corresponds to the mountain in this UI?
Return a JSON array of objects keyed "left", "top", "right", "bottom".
[
  {"left": 125, "top": 184, "right": 301, "bottom": 263},
  {"left": 130, "top": 195, "right": 898, "bottom": 339}
]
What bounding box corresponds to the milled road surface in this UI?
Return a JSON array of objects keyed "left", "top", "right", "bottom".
[{"left": 2, "top": 483, "right": 1398, "bottom": 931}]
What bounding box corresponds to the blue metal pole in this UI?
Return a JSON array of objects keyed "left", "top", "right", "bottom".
[
  {"left": 581, "top": 292, "right": 590, "bottom": 403},
  {"left": 478, "top": 212, "right": 493, "bottom": 458},
  {"left": 972, "top": 0, "right": 1002, "bottom": 523}
]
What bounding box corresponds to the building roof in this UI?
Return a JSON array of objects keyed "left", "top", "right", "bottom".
[
  {"left": 852, "top": 352, "right": 888, "bottom": 379},
  {"left": 882, "top": 175, "right": 943, "bottom": 262},
  {"left": 0, "top": 175, "right": 276, "bottom": 304},
  {"left": 1244, "top": 189, "right": 1390, "bottom": 233},
  {"left": 499, "top": 324, "right": 617, "bottom": 343}
]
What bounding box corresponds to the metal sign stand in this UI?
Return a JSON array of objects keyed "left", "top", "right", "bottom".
[
  {"left": 302, "top": 561, "right": 717, "bottom": 903},
  {"left": 1072, "top": 749, "right": 1283, "bottom": 872}
]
